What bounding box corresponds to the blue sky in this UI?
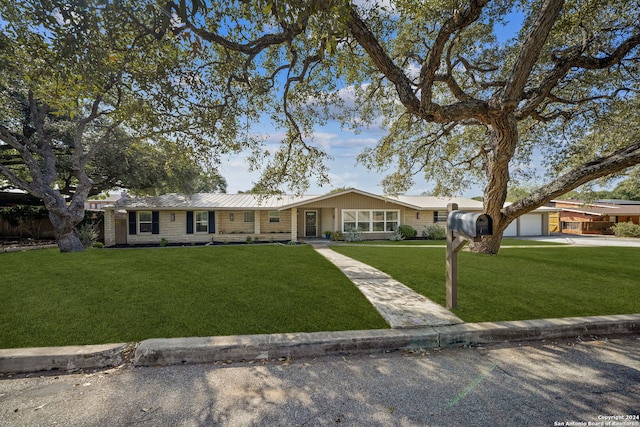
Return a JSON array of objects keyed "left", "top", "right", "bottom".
[{"left": 220, "top": 121, "right": 432, "bottom": 196}]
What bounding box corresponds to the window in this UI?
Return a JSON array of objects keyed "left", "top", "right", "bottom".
[
  {"left": 386, "top": 211, "right": 398, "bottom": 231},
  {"left": 268, "top": 211, "right": 280, "bottom": 223},
  {"left": 434, "top": 211, "right": 448, "bottom": 223},
  {"left": 342, "top": 210, "right": 399, "bottom": 232},
  {"left": 372, "top": 211, "right": 385, "bottom": 231},
  {"left": 343, "top": 210, "right": 357, "bottom": 231},
  {"left": 139, "top": 211, "right": 153, "bottom": 233},
  {"left": 244, "top": 211, "right": 255, "bottom": 223},
  {"left": 195, "top": 211, "right": 208, "bottom": 232}
]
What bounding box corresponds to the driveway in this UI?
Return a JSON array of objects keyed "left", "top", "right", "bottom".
[{"left": 518, "top": 234, "right": 640, "bottom": 247}]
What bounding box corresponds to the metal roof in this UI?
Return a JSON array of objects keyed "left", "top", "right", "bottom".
[
  {"left": 552, "top": 199, "right": 640, "bottom": 216},
  {"left": 278, "top": 188, "right": 423, "bottom": 210},
  {"left": 115, "top": 193, "right": 316, "bottom": 210},
  {"left": 111, "top": 189, "right": 553, "bottom": 212}
]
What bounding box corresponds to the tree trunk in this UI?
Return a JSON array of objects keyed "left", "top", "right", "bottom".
[
  {"left": 41, "top": 189, "right": 87, "bottom": 253},
  {"left": 468, "top": 115, "right": 518, "bottom": 255},
  {"left": 49, "top": 211, "right": 85, "bottom": 252}
]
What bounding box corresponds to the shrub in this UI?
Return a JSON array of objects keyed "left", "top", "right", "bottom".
[
  {"left": 423, "top": 224, "right": 447, "bottom": 240},
  {"left": 398, "top": 224, "right": 417, "bottom": 239},
  {"left": 160, "top": 238, "right": 169, "bottom": 247},
  {"left": 92, "top": 241, "right": 104, "bottom": 249},
  {"left": 344, "top": 230, "right": 364, "bottom": 242},
  {"left": 77, "top": 223, "right": 99, "bottom": 248},
  {"left": 611, "top": 221, "right": 640, "bottom": 238},
  {"left": 389, "top": 229, "right": 404, "bottom": 241},
  {"left": 246, "top": 235, "right": 253, "bottom": 243},
  {"left": 330, "top": 231, "right": 343, "bottom": 241}
]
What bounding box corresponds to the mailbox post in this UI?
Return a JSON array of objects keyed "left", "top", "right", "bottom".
[{"left": 445, "top": 203, "right": 492, "bottom": 309}]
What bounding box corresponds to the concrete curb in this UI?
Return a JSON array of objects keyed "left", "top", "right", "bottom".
[
  {"left": 133, "top": 314, "right": 640, "bottom": 367},
  {"left": 1, "top": 315, "right": 637, "bottom": 374},
  {"left": 0, "top": 343, "right": 130, "bottom": 374}
]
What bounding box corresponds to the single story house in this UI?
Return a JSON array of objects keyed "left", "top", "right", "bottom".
[
  {"left": 103, "top": 188, "right": 555, "bottom": 246},
  {"left": 551, "top": 199, "right": 640, "bottom": 235}
]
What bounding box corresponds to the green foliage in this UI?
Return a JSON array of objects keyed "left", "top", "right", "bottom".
[
  {"left": 423, "top": 224, "right": 446, "bottom": 240},
  {"left": 77, "top": 223, "right": 99, "bottom": 248},
  {"left": 611, "top": 222, "right": 640, "bottom": 238},
  {"left": 398, "top": 224, "right": 417, "bottom": 239},
  {"left": 160, "top": 238, "right": 169, "bottom": 247},
  {"left": 0, "top": 0, "right": 235, "bottom": 251},
  {"left": 330, "top": 231, "right": 343, "bottom": 241},
  {"left": 389, "top": 229, "right": 404, "bottom": 241},
  {"left": 0, "top": 205, "right": 48, "bottom": 228},
  {"left": 344, "top": 230, "right": 364, "bottom": 242}
]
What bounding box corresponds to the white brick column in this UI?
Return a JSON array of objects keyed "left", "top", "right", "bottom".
[
  {"left": 254, "top": 210, "right": 261, "bottom": 234},
  {"left": 291, "top": 208, "right": 298, "bottom": 242},
  {"left": 104, "top": 209, "right": 115, "bottom": 247}
]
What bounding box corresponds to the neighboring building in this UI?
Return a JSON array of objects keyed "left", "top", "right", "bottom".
[
  {"left": 84, "top": 191, "right": 128, "bottom": 211},
  {"left": 551, "top": 199, "right": 640, "bottom": 235},
  {"left": 103, "top": 188, "right": 555, "bottom": 246}
]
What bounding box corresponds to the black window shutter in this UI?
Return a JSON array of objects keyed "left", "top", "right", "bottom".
[
  {"left": 186, "top": 211, "right": 194, "bottom": 234},
  {"left": 152, "top": 211, "right": 160, "bottom": 234},
  {"left": 128, "top": 211, "right": 137, "bottom": 235},
  {"left": 208, "top": 211, "right": 215, "bottom": 233}
]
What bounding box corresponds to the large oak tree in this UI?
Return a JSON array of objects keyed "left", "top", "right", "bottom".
[
  {"left": 0, "top": 0, "right": 237, "bottom": 251},
  {"left": 168, "top": 0, "right": 639, "bottom": 253}
]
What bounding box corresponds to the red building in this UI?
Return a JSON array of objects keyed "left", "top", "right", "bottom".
[{"left": 551, "top": 199, "right": 640, "bottom": 235}]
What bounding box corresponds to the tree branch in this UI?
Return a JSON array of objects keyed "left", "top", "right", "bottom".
[
  {"left": 505, "top": 139, "right": 640, "bottom": 218},
  {"left": 572, "top": 33, "right": 640, "bottom": 69},
  {"left": 346, "top": 6, "right": 420, "bottom": 115},
  {"left": 419, "top": 0, "right": 489, "bottom": 111},
  {"left": 498, "top": 0, "right": 565, "bottom": 111}
]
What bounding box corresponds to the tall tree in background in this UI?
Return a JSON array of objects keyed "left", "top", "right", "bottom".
[
  {"left": 0, "top": 0, "right": 236, "bottom": 251},
  {"left": 167, "top": 0, "right": 639, "bottom": 253}
]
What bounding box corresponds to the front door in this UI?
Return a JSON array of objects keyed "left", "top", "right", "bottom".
[
  {"left": 114, "top": 212, "right": 128, "bottom": 245},
  {"left": 305, "top": 211, "right": 317, "bottom": 237}
]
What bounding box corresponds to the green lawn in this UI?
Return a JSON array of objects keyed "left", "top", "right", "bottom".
[
  {"left": 331, "top": 245, "right": 640, "bottom": 323},
  {"left": 0, "top": 245, "right": 388, "bottom": 349}
]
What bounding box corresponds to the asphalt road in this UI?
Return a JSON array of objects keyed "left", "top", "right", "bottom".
[{"left": 1, "top": 335, "right": 638, "bottom": 427}]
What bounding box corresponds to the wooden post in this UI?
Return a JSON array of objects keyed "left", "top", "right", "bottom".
[{"left": 446, "top": 203, "right": 468, "bottom": 309}]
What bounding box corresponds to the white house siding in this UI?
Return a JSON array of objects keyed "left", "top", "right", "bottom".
[
  {"left": 402, "top": 209, "right": 450, "bottom": 236},
  {"left": 126, "top": 211, "right": 213, "bottom": 245},
  {"left": 217, "top": 210, "right": 256, "bottom": 234}
]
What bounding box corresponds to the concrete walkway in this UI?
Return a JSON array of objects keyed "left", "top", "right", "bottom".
[{"left": 310, "top": 241, "right": 463, "bottom": 328}]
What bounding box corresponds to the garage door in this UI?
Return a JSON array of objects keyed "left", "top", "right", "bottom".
[
  {"left": 504, "top": 220, "right": 517, "bottom": 237},
  {"left": 519, "top": 214, "right": 542, "bottom": 236}
]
